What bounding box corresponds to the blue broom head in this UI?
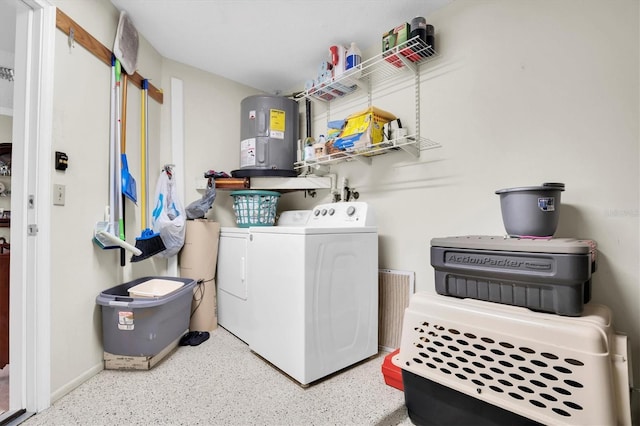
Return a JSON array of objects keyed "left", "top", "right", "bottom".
[{"left": 137, "top": 227, "right": 160, "bottom": 241}]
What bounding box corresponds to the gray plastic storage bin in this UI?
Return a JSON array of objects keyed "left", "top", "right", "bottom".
[
  {"left": 430, "top": 236, "right": 596, "bottom": 316},
  {"left": 96, "top": 276, "right": 196, "bottom": 356}
]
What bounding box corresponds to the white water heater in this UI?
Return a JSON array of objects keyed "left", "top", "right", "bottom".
[{"left": 232, "top": 95, "right": 299, "bottom": 178}]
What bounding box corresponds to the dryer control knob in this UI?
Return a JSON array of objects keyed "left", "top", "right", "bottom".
[
  {"left": 314, "top": 209, "right": 320, "bottom": 216},
  {"left": 346, "top": 206, "right": 356, "bottom": 216},
  {"left": 321, "top": 209, "right": 328, "bottom": 216},
  {"left": 328, "top": 208, "right": 335, "bottom": 216}
]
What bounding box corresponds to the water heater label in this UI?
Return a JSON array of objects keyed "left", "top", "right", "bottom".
[
  {"left": 270, "top": 109, "right": 285, "bottom": 139},
  {"left": 240, "top": 138, "right": 256, "bottom": 167}
]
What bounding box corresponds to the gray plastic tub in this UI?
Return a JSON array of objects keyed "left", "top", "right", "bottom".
[
  {"left": 430, "top": 235, "right": 596, "bottom": 316},
  {"left": 96, "top": 276, "right": 196, "bottom": 356},
  {"left": 496, "top": 183, "right": 564, "bottom": 237}
]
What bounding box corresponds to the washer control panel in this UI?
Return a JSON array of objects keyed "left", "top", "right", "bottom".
[
  {"left": 308, "top": 202, "right": 375, "bottom": 227},
  {"left": 277, "top": 210, "right": 312, "bottom": 226}
]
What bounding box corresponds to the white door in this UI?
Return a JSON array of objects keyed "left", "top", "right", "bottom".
[{"left": 6, "top": 0, "right": 54, "bottom": 418}]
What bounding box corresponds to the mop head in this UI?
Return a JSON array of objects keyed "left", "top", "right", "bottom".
[
  {"left": 130, "top": 228, "right": 166, "bottom": 262},
  {"left": 113, "top": 11, "right": 139, "bottom": 75}
]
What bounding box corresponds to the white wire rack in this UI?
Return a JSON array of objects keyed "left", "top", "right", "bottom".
[{"left": 296, "top": 36, "right": 438, "bottom": 103}]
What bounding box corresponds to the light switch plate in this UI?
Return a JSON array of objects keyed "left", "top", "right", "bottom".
[{"left": 53, "top": 184, "right": 65, "bottom": 206}]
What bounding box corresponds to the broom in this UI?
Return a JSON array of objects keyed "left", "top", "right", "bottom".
[{"left": 131, "top": 79, "right": 165, "bottom": 262}]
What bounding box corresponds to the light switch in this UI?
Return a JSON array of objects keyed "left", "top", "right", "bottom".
[{"left": 53, "top": 184, "right": 65, "bottom": 206}]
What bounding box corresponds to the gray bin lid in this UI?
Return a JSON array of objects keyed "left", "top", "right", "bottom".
[
  {"left": 495, "top": 182, "right": 565, "bottom": 194},
  {"left": 431, "top": 235, "right": 595, "bottom": 255}
]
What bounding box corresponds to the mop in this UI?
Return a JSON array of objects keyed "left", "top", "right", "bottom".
[
  {"left": 93, "top": 57, "right": 141, "bottom": 257},
  {"left": 114, "top": 10, "right": 138, "bottom": 204},
  {"left": 131, "top": 79, "right": 165, "bottom": 262}
]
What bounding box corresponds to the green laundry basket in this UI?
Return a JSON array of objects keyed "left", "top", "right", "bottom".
[{"left": 231, "top": 190, "right": 280, "bottom": 227}]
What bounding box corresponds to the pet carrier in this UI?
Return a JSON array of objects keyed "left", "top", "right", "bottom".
[{"left": 396, "top": 293, "right": 632, "bottom": 425}]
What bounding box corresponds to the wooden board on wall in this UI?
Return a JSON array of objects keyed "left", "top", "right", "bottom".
[{"left": 55, "top": 9, "right": 164, "bottom": 105}]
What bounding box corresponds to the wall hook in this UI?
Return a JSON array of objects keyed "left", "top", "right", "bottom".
[
  {"left": 68, "top": 28, "right": 75, "bottom": 50},
  {"left": 163, "top": 164, "right": 175, "bottom": 179}
]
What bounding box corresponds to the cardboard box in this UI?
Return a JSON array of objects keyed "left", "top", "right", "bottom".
[
  {"left": 104, "top": 331, "right": 184, "bottom": 370},
  {"left": 334, "top": 106, "right": 397, "bottom": 151},
  {"left": 179, "top": 220, "right": 220, "bottom": 332},
  {"left": 383, "top": 23, "right": 422, "bottom": 66}
]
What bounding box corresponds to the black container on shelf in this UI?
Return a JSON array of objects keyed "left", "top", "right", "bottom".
[
  {"left": 409, "top": 17, "right": 435, "bottom": 57},
  {"left": 409, "top": 17, "right": 427, "bottom": 42}
]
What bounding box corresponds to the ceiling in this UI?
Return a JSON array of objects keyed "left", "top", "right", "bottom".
[
  {"left": 0, "top": 0, "right": 451, "bottom": 112},
  {"left": 109, "top": 0, "right": 451, "bottom": 94}
]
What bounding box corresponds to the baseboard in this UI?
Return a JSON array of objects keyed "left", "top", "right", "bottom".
[{"left": 50, "top": 362, "right": 103, "bottom": 404}]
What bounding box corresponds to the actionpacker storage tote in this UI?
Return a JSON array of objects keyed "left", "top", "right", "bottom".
[
  {"left": 396, "top": 293, "right": 632, "bottom": 426},
  {"left": 430, "top": 236, "right": 597, "bottom": 316},
  {"left": 96, "top": 276, "right": 196, "bottom": 356}
]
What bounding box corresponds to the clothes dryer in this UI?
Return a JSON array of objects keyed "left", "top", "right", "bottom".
[
  {"left": 216, "top": 227, "right": 250, "bottom": 343},
  {"left": 217, "top": 210, "right": 312, "bottom": 344}
]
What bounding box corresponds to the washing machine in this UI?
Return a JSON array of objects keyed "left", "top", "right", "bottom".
[
  {"left": 217, "top": 210, "right": 312, "bottom": 344},
  {"left": 248, "top": 201, "right": 378, "bottom": 386}
]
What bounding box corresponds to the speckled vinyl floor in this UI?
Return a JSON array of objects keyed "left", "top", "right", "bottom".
[{"left": 22, "top": 327, "right": 412, "bottom": 426}]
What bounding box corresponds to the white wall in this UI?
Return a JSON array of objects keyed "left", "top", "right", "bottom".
[
  {"left": 49, "top": 0, "right": 167, "bottom": 399},
  {"left": 280, "top": 0, "right": 640, "bottom": 390},
  {"left": 159, "top": 59, "right": 261, "bottom": 226}
]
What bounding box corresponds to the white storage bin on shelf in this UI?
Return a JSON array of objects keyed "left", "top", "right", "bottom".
[{"left": 295, "top": 36, "right": 442, "bottom": 168}]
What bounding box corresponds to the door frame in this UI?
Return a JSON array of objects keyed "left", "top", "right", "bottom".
[{"left": 9, "top": 0, "right": 54, "bottom": 414}]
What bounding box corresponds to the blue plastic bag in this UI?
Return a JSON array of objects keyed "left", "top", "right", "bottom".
[{"left": 151, "top": 169, "right": 186, "bottom": 257}]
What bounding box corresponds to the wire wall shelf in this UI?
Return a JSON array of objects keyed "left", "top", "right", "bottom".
[
  {"left": 294, "top": 135, "right": 441, "bottom": 169},
  {"left": 296, "top": 36, "right": 438, "bottom": 103}
]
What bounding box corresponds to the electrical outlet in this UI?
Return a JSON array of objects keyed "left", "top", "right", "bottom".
[{"left": 53, "top": 184, "right": 65, "bottom": 206}]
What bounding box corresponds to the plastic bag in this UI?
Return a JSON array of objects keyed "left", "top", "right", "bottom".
[
  {"left": 151, "top": 169, "right": 186, "bottom": 257},
  {"left": 186, "top": 185, "right": 216, "bottom": 219}
]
